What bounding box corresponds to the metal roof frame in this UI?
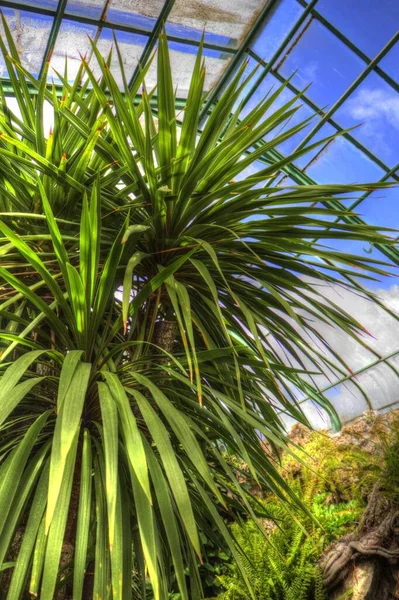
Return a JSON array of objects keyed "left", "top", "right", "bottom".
[{"left": 0, "top": 0, "right": 397, "bottom": 412}]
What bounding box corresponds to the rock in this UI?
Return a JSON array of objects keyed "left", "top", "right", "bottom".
[{"left": 288, "top": 422, "right": 314, "bottom": 447}]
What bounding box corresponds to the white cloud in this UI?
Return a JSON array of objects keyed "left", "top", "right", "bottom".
[
  {"left": 343, "top": 87, "right": 399, "bottom": 156},
  {"left": 278, "top": 281, "right": 399, "bottom": 430},
  {"left": 345, "top": 88, "right": 399, "bottom": 128},
  {"left": 293, "top": 60, "right": 319, "bottom": 85}
]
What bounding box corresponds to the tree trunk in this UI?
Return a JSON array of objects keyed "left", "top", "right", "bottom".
[{"left": 320, "top": 483, "right": 399, "bottom": 599}]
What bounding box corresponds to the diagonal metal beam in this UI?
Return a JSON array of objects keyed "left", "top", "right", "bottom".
[
  {"left": 241, "top": 0, "right": 319, "bottom": 109},
  {"left": 129, "top": 0, "right": 175, "bottom": 90},
  {"left": 296, "top": 0, "right": 399, "bottom": 95},
  {"left": 292, "top": 31, "right": 399, "bottom": 154},
  {"left": 199, "top": 0, "right": 279, "bottom": 121},
  {"left": 84, "top": 0, "right": 112, "bottom": 72},
  {"left": 247, "top": 48, "right": 399, "bottom": 181},
  {"left": 38, "top": 0, "right": 67, "bottom": 78}
]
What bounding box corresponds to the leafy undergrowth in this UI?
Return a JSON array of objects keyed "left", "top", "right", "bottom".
[
  {"left": 210, "top": 483, "right": 363, "bottom": 600},
  {"left": 208, "top": 411, "right": 399, "bottom": 600}
]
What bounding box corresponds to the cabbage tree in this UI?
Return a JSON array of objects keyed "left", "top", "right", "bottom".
[{"left": 0, "top": 21, "right": 395, "bottom": 600}]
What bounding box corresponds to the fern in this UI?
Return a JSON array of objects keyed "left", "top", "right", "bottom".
[
  {"left": 215, "top": 505, "right": 319, "bottom": 600},
  {"left": 314, "top": 566, "right": 328, "bottom": 600},
  {"left": 213, "top": 469, "right": 362, "bottom": 600},
  {"left": 212, "top": 428, "right": 372, "bottom": 600}
]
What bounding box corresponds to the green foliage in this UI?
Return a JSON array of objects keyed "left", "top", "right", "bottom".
[
  {"left": 0, "top": 16, "right": 396, "bottom": 600},
  {"left": 312, "top": 493, "right": 363, "bottom": 544},
  {"left": 285, "top": 413, "right": 399, "bottom": 505},
  {"left": 197, "top": 533, "right": 233, "bottom": 598},
  {"left": 214, "top": 490, "right": 362, "bottom": 600},
  {"left": 355, "top": 411, "right": 399, "bottom": 501},
  {"left": 213, "top": 436, "right": 364, "bottom": 600},
  {"left": 382, "top": 439, "right": 399, "bottom": 499},
  {"left": 282, "top": 430, "right": 375, "bottom": 503},
  {"left": 213, "top": 489, "right": 361, "bottom": 600},
  {"left": 214, "top": 508, "right": 319, "bottom": 600}
]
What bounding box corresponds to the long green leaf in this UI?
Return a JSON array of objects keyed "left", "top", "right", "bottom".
[
  {"left": 6, "top": 461, "right": 49, "bottom": 600},
  {"left": 40, "top": 432, "right": 79, "bottom": 600},
  {"left": 0, "top": 411, "right": 50, "bottom": 537},
  {"left": 73, "top": 429, "right": 93, "bottom": 600},
  {"left": 132, "top": 389, "right": 201, "bottom": 558},
  {"left": 46, "top": 358, "right": 91, "bottom": 532},
  {"left": 98, "top": 383, "right": 118, "bottom": 550}
]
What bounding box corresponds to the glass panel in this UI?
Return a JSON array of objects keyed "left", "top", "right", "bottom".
[
  {"left": 294, "top": 122, "right": 336, "bottom": 169},
  {"left": 325, "top": 382, "right": 369, "bottom": 425},
  {"left": 266, "top": 83, "right": 319, "bottom": 156},
  {"left": 308, "top": 270, "right": 398, "bottom": 371},
  {"left": 145, "top": 42, "right": 232, "bottom": 98},
  {"left": 281, "top": 275, "right": 399, "bottom": 428},
  {"left": 305, "top": 125, "right": 385, "bottom": 184},
  {"left": 251, "top": 0, "right": 303, "bottom": 61},
  {"left": 279, "top": 411, "right": 297, "bottom": 432},
  {"left": 357, "top": 362, "right": 399, "bottom": 410},
  {"left": 1, "top": 0, "right": 57, "bottom": 8},
  {"left": 91, "top": 28, "right": 149, "bottom": 89},
  {"left": 166, "top": 0, "right": 266, "bottom": 49},
  {"left": 0, "top": 8, "right": 53, "bottom": 78},
  {"left": 66, "top": 0, "right": 106, "bottom": 19},
  {"left": 165, "top": 22, "right": 232, "bottom": 49},
  {"left": 368, "top": 254, "right": 399, "bottom": 288},
  {"left": 317, "top": 0, "right": 399, "bottom": 57},
  {"left": 49, "top": 19, "right": 97, "bottom": 83},
  {"left": 235, "top": 160, "right": 265, "bottom": 182},
  {"left": 318, "top": 236, "right": 396, "bottom": 290},
  {"left": 107, "top": 0, "right": 164, "bottom": 31},
  {"left": 300, "top": 400, "right": 330, "bottom": 429},
  {"left": 278, "top": 19, "right": 364, "bottom": 107},
  {"left": 277, "top": 176, "right": 299, "bottom": 187},
  {"left": 355, "top": 183, "right": 399, "bottom": 230},
  {"left": 335, "top": 72, "right": 399, "bottom": 168},
  {"left": 379, "top": 42, "right": 399, "bottom": 83},
  {"left": 229, "top": 54, "right": 260, "bottom": 111},
  {"left": 388, "top": 354, "right": 399, "bottom": 379},
  {"left": 240, "top": 71, "right": 275, "bottom": 118}
]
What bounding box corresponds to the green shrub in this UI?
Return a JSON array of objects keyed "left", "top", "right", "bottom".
[
  {"left": 213, "top": 488, "right": 362, "bottom": 600},
  {"left": 212, "top": 434, "right": 366, "bottom": 600}
]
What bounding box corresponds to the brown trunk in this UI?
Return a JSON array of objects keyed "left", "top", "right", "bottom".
[
  {"left": 320, "top": 483, "right": 399, "bottom": 599},
  {"left": 153, "top": 319, "right": 178, "bottom": 355}
]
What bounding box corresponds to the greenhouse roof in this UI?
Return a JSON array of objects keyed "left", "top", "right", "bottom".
[{"left": 0, "top": 0, "right": 398, "bottom": 428}]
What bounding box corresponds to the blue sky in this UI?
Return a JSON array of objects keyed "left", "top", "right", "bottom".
[{"left": 248, "top": 0, "right": 398, "bottom": 290}]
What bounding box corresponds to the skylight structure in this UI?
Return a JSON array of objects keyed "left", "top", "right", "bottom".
[{"left": 0, "top": 0, "right": 397, "bottom": 428}]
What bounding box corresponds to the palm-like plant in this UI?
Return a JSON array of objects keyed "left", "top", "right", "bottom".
[{"left": 0, "top": 19, "right": 396, "bottom": 600}]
